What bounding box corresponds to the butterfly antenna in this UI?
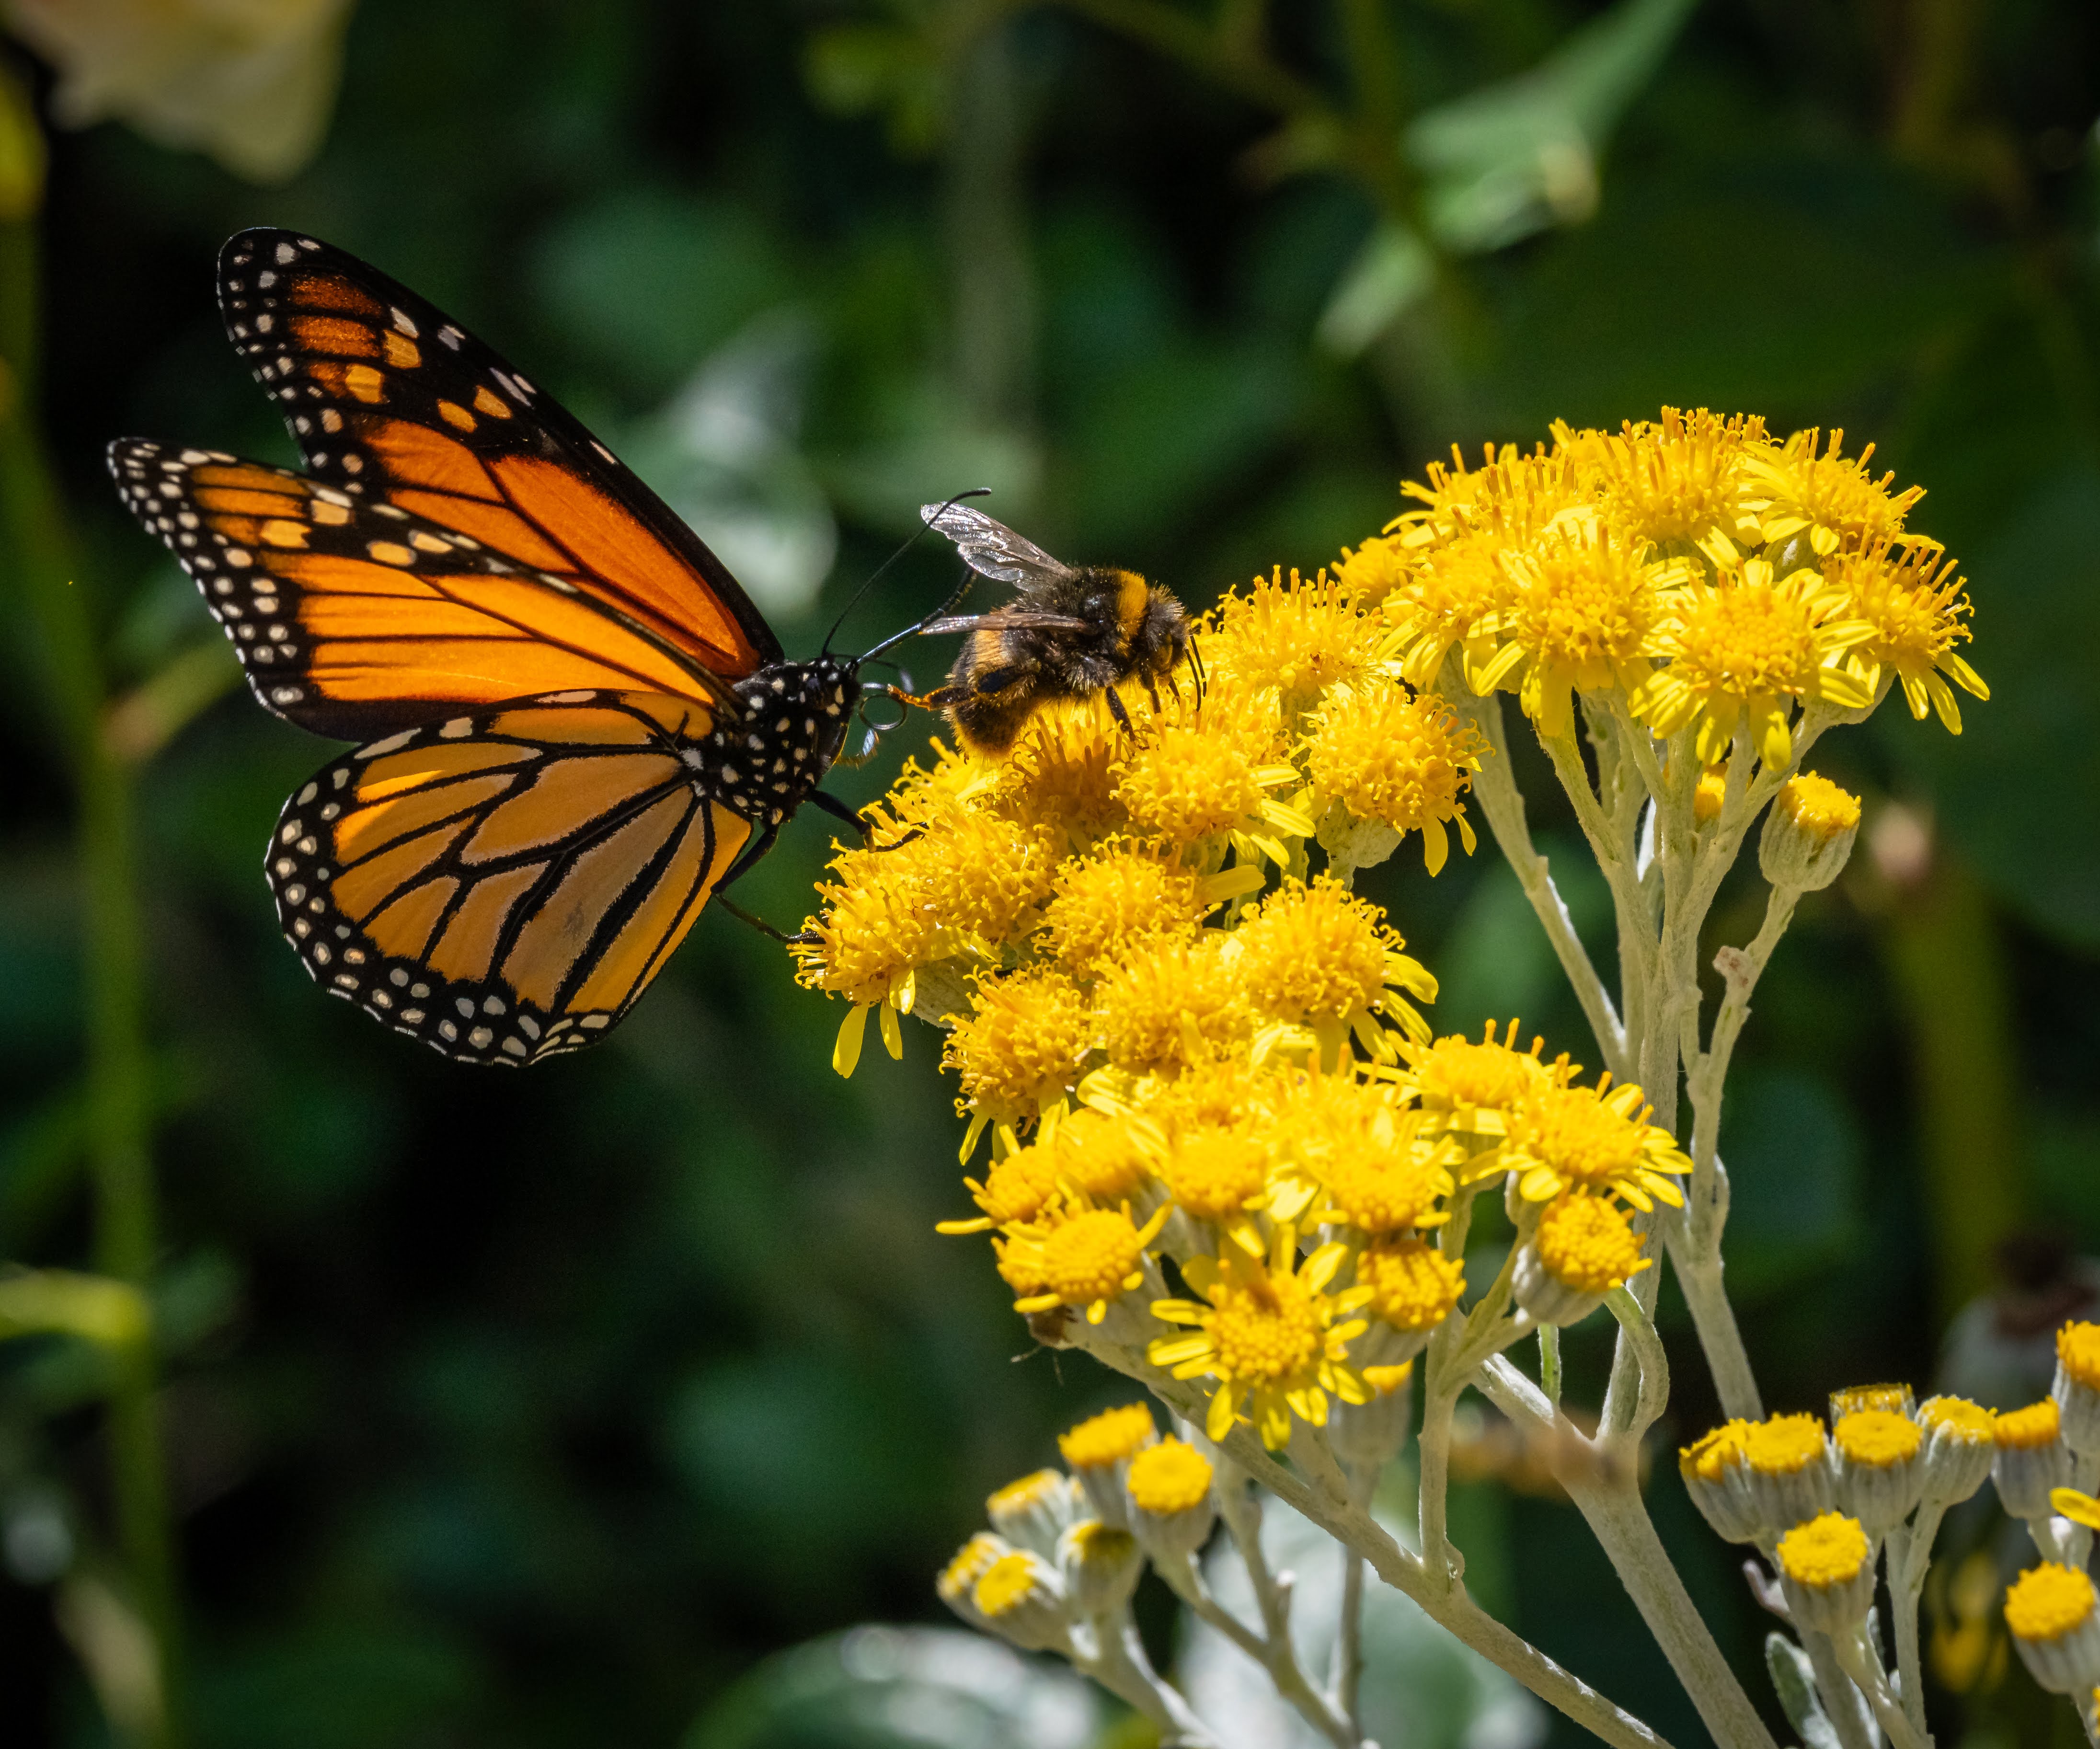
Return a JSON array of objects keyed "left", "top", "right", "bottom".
[{"left": 824, "top": 486, "right": 992, "bottom": 657}]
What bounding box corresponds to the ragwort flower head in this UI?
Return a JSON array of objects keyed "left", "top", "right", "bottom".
[
  {"left": 1148, "top": 1226, "right": 1374, "bottom": 1449},
  {"left": 1210, "top": 568, "right": 1384, "bottom": 713},
  {"left": 1741, "top": 428, "right": 1925, "bottom": 557},
  {"left": 1533, "top": 1192, "right": 1652, "bottom": 1295},
  {"left": 944, "top": 966, "right": 1093, "bottom": 1129},
  {"left": 1039, "top": 841, "right": 1206, "bottom": 977},
  {"left": 939, "top": 1138, "right": 1064, "bottom": 1235},
  {"left": 1332, "top": 534, "right": 1409, "bottom": 605},
  {"left": 1049, "top": 1106, "right": 1157, "bottom": 1203},
  {"left": 1159, "top": 1127, "right": 1271, "bottom": 1227},
  {"left": 996, "top": 699, "right": 1129, "bottom": 848},
  {"left": 1400, "top": 1019, "right": 1547, "bottom": 1165},
  {"left": 1304, "top": 683, "right": 1483, "bottom": 874},
  {"left": 1826, "top": 542, "right": 1988, "bottom": 733},
  {"left": 1236, "top": 878, "right": 1435, "bottom": 1056},
  {"left": 1494, "top": 521, "right": 1689, "bottom": 739},
  {"left": 1382, "top": 532, "right": 1514, "bottom": 691},
  {"left": 1356, "top": 1236, "right": 1466, "bottom": 1333},
  {"left": 1002, "top": 1200, "right": 1170, "bottom": 1323},
  {"left": 1096, "top": 931, "right": 1251, "bottom": 1075},
  {"left": 1503, "top": 1068, "right": 1690, "bottom": 1211},
  {"left": 1566, "top": 407, "right": 1767, "bottom": 551},
  {"left": 1629, "top": 553, "right": 1875, "bottom": 769}
]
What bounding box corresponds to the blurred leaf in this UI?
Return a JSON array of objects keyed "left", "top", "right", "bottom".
[
  {"left": 1317, "top": 224, "right": 1434, "bottom": 357},
  {"left": 804, "top": 24, "right": 946, "bottom": 157},
  {"left": 193, "top": 1627, "right": 477, "bottom": 1749},
  {"left": 685, "top": 1624, "right": 1104, "bottom": 1749}
]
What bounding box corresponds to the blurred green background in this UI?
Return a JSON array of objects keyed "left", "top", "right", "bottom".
[{"left": 1, "top": 0, "right": 2098, "bottom": 1745}]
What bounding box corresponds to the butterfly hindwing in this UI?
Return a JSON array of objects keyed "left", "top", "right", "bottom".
[
  {"left": 216, "top": 228, "right": 781, "bottom": 683},
  {"left": 109, "top": 439, "right": 733, "bottom": 739},
  {"left": 269, "top": 691, "right": 752, "bottom": 1065}
]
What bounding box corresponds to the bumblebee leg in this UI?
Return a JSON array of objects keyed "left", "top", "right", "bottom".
[
  {"left": 954, "top": 663, "right": 1034, "bottom": 700},
  {"left": 1142, "top": 672, "right": 1164, "bottom": 714},
  {"left": 1104, "top": 686, "right": 1135, "bottom": 734}
]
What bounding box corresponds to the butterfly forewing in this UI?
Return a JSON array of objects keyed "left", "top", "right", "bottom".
[
  {"left": 111, "top": 440, "right": 730, "bottom": 739},
  {"left": 272, "top": 692, "right": 751, "bottom": 1064},
  {"left": 218, "top": 228, "right": 781, "bottom": 686}
]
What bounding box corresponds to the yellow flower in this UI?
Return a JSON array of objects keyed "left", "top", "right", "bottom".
[
  {"left": 1741, "top": 428, "right": 1925, "bottom": 557},
  {"left": 1399, "top": 1019, "right": 1547, "bottom": 1162},
  {"left": 1003, "top": 1202, "right": 1171, "bottom": 1323},
  {"left": 1039, "top": 841, "right": 1207, "bottom": 976},
  {"left": 938, "top": 1140, "right": 1064, "bottom": 1236},
  {"left": 995, "top": 699, "right": 1129, "bottom": 848},
  {"left": 943, "top": 967, "right": 1093, "bottom": 1133},
  {"left": 1209, "top": 567, "right": 1384, "bottom": 711},
  {"left": 1503, "top": 1069, "right": 1690, "bottom": 1210},
  {"left": 1532, "top": 1192, "right": 1650, "bottom": 1295},
  {"left": 1491, "top": 521, "right": 1690, "bottom": 739},
  {"left": 1628, "top": 555, "right": 1875, "bottom": 768},
  {"left": 1271, "top": 1073, "right": 1453, "bottom": 1233},
  {"left": 1332, "top": 535, "right": 1410, "bottom": 605},
  {"left": 1159, "top": 1128, "right": 1271, "bottom": 1226},
  {"left": 1315, "top": 1122, "right": 1452, "bottom": 1236},
  {"left": 1125, "top": 1437, "right": 1214, "bottom": 1515},
  {"left": 1356, "top": 1236, "right": 1465, "bottom": 1331},
  {"left": 1776, "top": 1512, "right": 1872, "bottom": 1590},
  {"left": 1775, "top": 771, "right": 1860, "bottom": 842},
  {"left": 1693, "top": 766, "right": 1727, "bottom": 823},
  {"left": 1148, "top": 1225, "right": 1374, "bottom": 1449},
  {"left": 1382, "top": 532, "right": 1515, "bottom": 691},
  {"left": 1565, "top": 407, "right": 1767, "bottom": 551},
  {"left": 1234, "top": 879, "right": 1435, "bottom": 1058},
  {"left": 1828, "top": 542, "right": 1988, "bottom": 732},
  {"left": 1058, "top": 1403, "right": 1157, "bottom": 1472},
  {"left": 1096, "top": 932, "right": 1250, "bottom": 1075},
  {"left": 1302, "top": 683, "right": 1483, "bottom": 874},
  {"left": 2006, "top": 1563, "right": 2098, "bottom": 1644},
  {"left": 1049, "top": 1107, "right": 1157, "bottom": 1203},
  {"left": 1112, "top": 711, "right": 1309, "bottom": 866}
]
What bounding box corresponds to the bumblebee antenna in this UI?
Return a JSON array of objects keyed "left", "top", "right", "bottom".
[{"left": 825, "top": 487, "right": 991, "bottom": 658}]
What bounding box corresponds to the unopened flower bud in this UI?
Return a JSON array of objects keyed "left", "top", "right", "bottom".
[
  {"left": 1681, "top": 1420, "right": 1762, "bottom": 1543},
  {"left": 1057, "top": 1403, "right": 1158, "bottom": 1530},
  {"left": 1124, "top": 1437, "right": 1216, "bottom": 1564},
  {"left": 2054, "top": 1322, "right": 2100, "bottom": 1461},
  {"left": 1329, "top": 1360, "right": 1415, "bottom": 1470},
  {"left": 1776, "top": 1511, "right": 1875, "bottom": 1634},
  {"left": 1916, "top": 1395, "right": 1996, "bottom": 1506},
  {"left": 971, "top": 1549, "right": 1070, "bottom": 1652},
  {"left": 1832, "top": 1409, "right": 1925, "bottom": 1534},
  {"left": 1742, "top": 1413, "right": 1836, "bottom": 1529},
  {"left": 1056, "top": 1519, "right": 1143, "bottom": 1619},
  {"left": 937, "top": 1532, "right": 1013, "bottom": 1630},
  {"left": 1994, "top": 1400, "right": 2072, "bottom": 1521},
  {"left": 1757, "top": 772, "right": 1860, "bottom": 893},
  {"left": 2006, "top": 1563, "right": 2100, "bottom": 1695},
  {"left": 986, "top": 1468, "right": 1087, "bottom": 1560},
  {"left": 1512, "top": 1193, "right": 1651, "bottom": 1328}
]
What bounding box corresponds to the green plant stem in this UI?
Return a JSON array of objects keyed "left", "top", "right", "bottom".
[{"left": 0, "top": 214, "right": 181, "bottom": 1749}]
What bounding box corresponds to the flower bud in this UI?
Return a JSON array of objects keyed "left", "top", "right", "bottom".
[
  {"left": 1512, "top": 1193, "right": 1651, "bottom": 1328},
  {"left": 1775, "top": 1511, "right": 1875, "bottom": 1635},
  {"left": 2054, "top": 1322, "right": 2100, "bottom": 1461},
  {"left": 1757, "top": 772, "right": 1860, "bottom": 893},
  {"left": 1829, "top": 1382, "right": 1914, "bottom": 1422},
  {"left": 1916, "top": 1395, "right": 1996, "bottom": 1506},
  {"left": 1056, "top": 1519, "right": 1143, "bottom": 1620},
  {"left": 1741, "top": 1413, "right": 1836, "bottom": 1529},
  {"left": 971, "top": 1548, "right": 1070, "bottom": 1653},
  {"left": 1057, "top": 1403, "right": 1158, "bottom": 1530},
  {"left": 986, "top": 1468, "right": 1087, "bottom": 1560},
  {"left": 937, "top": 1532, "right": 1013, "bottom": 1630},
  {"left": 1832, "top": 1409, "right": 1925, "bottom": 1535},
  {"left": 2006, "top": 1563, "right": 2100, "bottom": 1695},
  {"left": 1680, "top": 1420, "right": 1763, "bottom": 1543},
  {"left": 1993, "top": 1400, "right": 2073, "bottom": 1521},
  {"left": 1124, "top": 1437, "right": 1217, "bottom": 1565}
]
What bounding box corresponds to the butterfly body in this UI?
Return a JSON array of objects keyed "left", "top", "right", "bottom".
[
  {"left": 914, "top": 505, "right": 1192, "bottom": 757},
  {"left": 112, "top": 230, "right": 880, "bottom": 1064}
]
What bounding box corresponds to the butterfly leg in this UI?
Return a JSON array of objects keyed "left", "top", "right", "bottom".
[{"left": 810, "top": 789, "right": 875, "bottom": 844}]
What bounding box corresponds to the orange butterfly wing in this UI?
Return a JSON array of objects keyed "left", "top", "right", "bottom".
[
  {"left": 215, "top": 228, "right": 780, "bottom": 724},
  {"left": 110, "top": 442, "right": 733, "bottom": 739},
  {"left": 270, "top": 693, "right": 752, "bottom": 1064}
]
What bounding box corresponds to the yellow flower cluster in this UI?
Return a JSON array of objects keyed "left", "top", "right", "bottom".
[
  {"left": 792, "top": 571, "right": 1684, "bottom": 1450},
  {"left": 1357, "top": 408, "right": 1986, "bottom": 770}
]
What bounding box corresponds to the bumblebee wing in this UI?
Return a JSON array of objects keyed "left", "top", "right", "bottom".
[
  {"left": 918, "top": 610, "right": 1094, "bottom": 636},
  {"left": 918, "top": 503, "right": 1073, "bottom": 591}
]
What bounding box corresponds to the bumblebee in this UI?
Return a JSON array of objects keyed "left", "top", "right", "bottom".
[{"left": 914, "top": 501, "right": 1196, "bottom": 757}]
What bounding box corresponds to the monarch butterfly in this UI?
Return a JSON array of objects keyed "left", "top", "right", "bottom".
[{"left": 110, "top": 229, "right": 916, "bottom": 1067}]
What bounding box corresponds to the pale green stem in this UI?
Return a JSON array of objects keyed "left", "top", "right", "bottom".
[
  {"left": 1887, "top": 1509, "right": 1943, "bottom": 1742},
  {"left": 1078, "top": 1610, "right": 1223, "bottom": 1747},
  {"left": 1446, "top": 689, "right": 1629, "bottom": 1077},
  {"left": 1800, "top": 1628, "right": 1879, "bottom": 1749},
  {"left": 1831, "top": 1621, "right": 1928, "bottom": 1749},
  {"left": 1539, "top": 1325, "right": 1561, "bottom": 1408}
]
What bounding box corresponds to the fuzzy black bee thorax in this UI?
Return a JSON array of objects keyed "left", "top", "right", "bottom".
[{"left": 698, "top": 658, "right": 858, "bottom": 828}]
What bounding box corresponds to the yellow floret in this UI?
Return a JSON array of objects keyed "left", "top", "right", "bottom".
[
  {"left": 1303, "top": 683, "right": 1483, "bottom": 874},
  {"left": 1058, "top": 1403, "right": 1157, "bottom": 1471},
  {"left": 1533, "top": 1192, "right": 1649, "bottom": 1295},
  {"left": 1834, "top": 1409, "right": 1921, "bottom": 1469},
  {"left": 2059, "top": 1322, "right": 2100, "bottom": 1392},
  {"left": 1777, "top": 1512, "right": 1870, "bottom": 1589},
  {"left": 1126, "top": 1438, "right": 1214, "bottom": 1515},
  {"left": 2006, "top": 1564, "right": 2098, "bottom": 1643},
  {"left": 1358, "top": 1237, "right": 1465, "bottom": 1330},
  {"left": 1039, "top": 842, "right": 1205, "bottom": 975},
  {"left": 942, "top": 967, "right": 1093, "bottom": 1125},
  {"left": 1995, "top": 1400, "right": 2062, "bottom": 1450},
  {"left": 1096, "top": 932, "right": 1250, "bottom": 1074},
  {"left": 1775, "top": 771, "right": 1861, "bottom": 843},
  {"left": 1744, "top": 1413, "right": 1828, "bottom": 1477}
]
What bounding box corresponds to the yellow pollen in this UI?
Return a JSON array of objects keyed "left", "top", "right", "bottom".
[
  {"left": 2006, "top": 1564, "right": 2099, "bottom": 1643},
  {"left": 1126, "top": 1438, "right": 1215, "bottom": 1515},
  {"left": 2059, "top": 1322, "right": 2100, "bottom": 1393},
  {"left": 1743, "top": 1413, "right": 1828, "bottom": 1477},
  {"left": 1833, "top": 1409, "right": 1920, "bottom": 1469},
  {"left": 1058, "top": 1403, "right": 1156, "bottom": 1470},
  {"left": 1996, "top": 1399, "right": 2062, "bottom": 1450},
  {"left": 1776, "top": 772, "right": 1860, "bottom": 842},
  {"left": 1533, "top": 1193, "right": 1647, "bottom": 1294},
  {"left": 1776, "top": 1512, "right": 1870, "bottom": 1589},
  {"left": 1359, "top": 1238, "right": 1465, "bottom": 1330}
]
